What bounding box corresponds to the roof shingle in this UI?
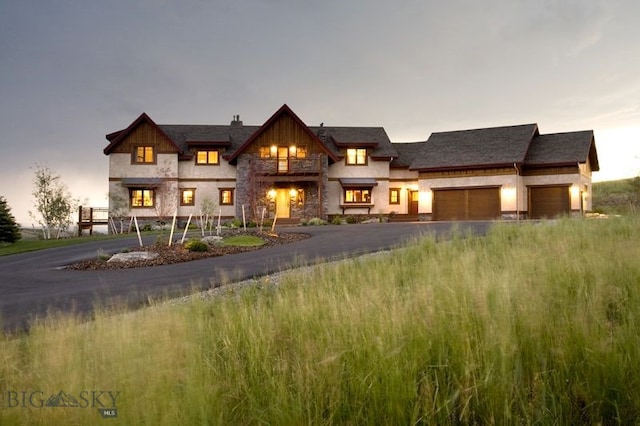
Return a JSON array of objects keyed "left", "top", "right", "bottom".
[
  {"left": 408, "top": 124, "right": 539, "bottom": 171},
  {"left": 524, "top": 130, "right": 599, "bottom": 170}
]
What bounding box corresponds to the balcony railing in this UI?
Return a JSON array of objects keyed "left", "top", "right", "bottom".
[{"left": 251, "top": 157, "right": 323, "bottom": 175}]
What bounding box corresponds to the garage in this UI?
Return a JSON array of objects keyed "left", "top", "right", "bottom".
[
  {"left": 528, "top": 185, "right": 570, "bottom": 219},
  {"left": 433, "top": 187, "right": 500, "bottom": 221}
]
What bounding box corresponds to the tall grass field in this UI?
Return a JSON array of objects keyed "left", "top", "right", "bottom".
[{"left": 2, "top": 217, "right": 640, "bottom": 424}]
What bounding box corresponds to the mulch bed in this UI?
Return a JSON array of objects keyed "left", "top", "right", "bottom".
[{"left": 66, "top": 231, "right": 309, "bottom": 270}]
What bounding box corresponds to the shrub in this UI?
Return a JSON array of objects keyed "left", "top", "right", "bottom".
[
  {"left": 307, "top": 217, "right": 326, "bottom": 226},
  {"left": 184, "top": 239, "right": 209, "bottom": 252},
  {"left": 345, "top": 215, "right": 358, "bottom": 224},
  {"left": 96, "top": 249, "right": 110, "bottom": 261},
  {"left": 229, "top": 218, "right": 243, "bottom": 228},
  {"left": 331, "top": 216, "right": 343, "bottom": 225}
]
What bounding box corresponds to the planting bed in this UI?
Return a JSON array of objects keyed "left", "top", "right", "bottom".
[{"left": 67, "top": 231, "right": 309, "bottom": 270}]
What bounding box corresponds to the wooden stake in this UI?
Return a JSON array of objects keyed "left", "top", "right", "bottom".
[
  {"left": 168, "top": 210, "right": 177, "bottom": 246},
  {"left": 133, "top": 216, "right": 143, "bottom": 247},
  {"left": 181, "top": 214, "right": 193, "bottom": 244}
]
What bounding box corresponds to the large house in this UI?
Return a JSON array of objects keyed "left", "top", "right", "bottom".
[{"left": 103, "top": 104, "right": 599, "bottom": 224}]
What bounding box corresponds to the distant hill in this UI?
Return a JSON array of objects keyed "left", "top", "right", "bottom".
[{"left": 592, "top": 177, "right": 640, "bottom": 214}]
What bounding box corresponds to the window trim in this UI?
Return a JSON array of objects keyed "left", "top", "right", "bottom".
[
  {"left": 195, "top": 149, "right": 220, "bottom": 165},
  {"left": 130, "top": 188, "right": 155, "bottom": 208},
  {"left": 346, "top": 148, "right": 367, "bottom": 166},
  {"left": 180, "top": 188, "right": 196, "bottom": 206},
  {"left": 343, "top": 188, "right": 372, "bottom": 204},
  {"left": 219, "top": 188, "right": 234, "bottom": 206},
  {"left": 132, "top": 145, "right": 156, "bottom": 164},
  {"left": 389, "top": 188, "right": 401, "bottom": 205}
]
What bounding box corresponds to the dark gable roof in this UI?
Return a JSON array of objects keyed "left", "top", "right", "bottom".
[
  {"left": 103, "top": 112, "right": 184, "bottom": 155},
  {"left": 524, "top": 130, "right": 600, "bottom": 170},
  {"left": 224, "top": 104, "right": 340, "bottom": 163},
  {"left": 390, "top": 142, "right": 428, "bottom": 168},
  {"left": 311, "top": 126, "right": 398, "bottom": 160},
  {"left": 408, "top": 124, "right": 539, "bottom": 171}
]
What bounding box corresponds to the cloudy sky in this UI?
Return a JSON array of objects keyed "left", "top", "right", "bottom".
[{"left": 1, "top": 0, "right": 639, "bottom": 224}]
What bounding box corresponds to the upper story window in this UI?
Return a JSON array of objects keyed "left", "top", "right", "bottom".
[
  {"left": 133, "top": 146, "right": 155, "bottom": 164},
  {"left": 196, "top": 150, "right": 219, "bottom": 165},
  {"left": 346, "top": 148, "right": 367, "bottom": 165},
  {"left": 259, "top": 145, "right": 307, "bottom": 159}
]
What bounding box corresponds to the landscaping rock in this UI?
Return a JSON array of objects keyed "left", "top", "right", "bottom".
[
  {"left": 202, "top": 236, "right": 224, "bottom": 246},
  {"left": 107, "top": 251, "right": 160, "bottom": 263}
]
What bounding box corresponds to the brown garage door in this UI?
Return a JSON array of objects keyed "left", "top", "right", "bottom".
[
  {"left": 529, "top": 185, "right": 570, "bottom": 219},
  {"left": 433, "top": 188, "right": 500, "bottom": 221}
]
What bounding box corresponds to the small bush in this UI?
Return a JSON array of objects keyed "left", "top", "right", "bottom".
[
  {"left": 345, "top": 215, "right": 358, "bottom": 224},
  {"left": 229, "top": 218, "right": 243, "bottom": 228},
  {"left": 184, "top": 239, "right": 209, "bottom": 252},
  {"left": 307, "top": 217, "right": 326, "bottom": 226},
  {"left": 96, "top": 249, "right": 111, "bottom": 261},
  {"left": 331, "top": 216, "right": 343, "bottom": 225}
]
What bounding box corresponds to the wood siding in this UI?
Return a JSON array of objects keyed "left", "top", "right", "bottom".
[
  {"left": 243, "top": 114, "right": 326, "bottom": 155},
  {"left": 521, "top": 165, "right": 579, "bottom": 176},
  {"left": 110, "top": 122, "right": 179, "bottom": 154},
  {"left": 419, "top": 167, "right": 514, "bottom": 180}
]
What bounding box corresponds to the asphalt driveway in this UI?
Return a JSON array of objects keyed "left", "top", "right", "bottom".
[{"left": 0, "top": 221, "right": 493, "bottom": 333}]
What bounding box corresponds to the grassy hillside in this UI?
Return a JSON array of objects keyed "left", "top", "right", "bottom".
[
  {"left": 2, "top": 217, "right": 640, "bottom": 424},
  {"left": 592, "top": 177, "right": 640, "bottom": 214}
]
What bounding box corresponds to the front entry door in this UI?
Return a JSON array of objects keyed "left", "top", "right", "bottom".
[
  {"left": 276, "top": 189, "right": 290, "bottom": 218},
  {"left": 408, "top": 190, "right": 419, "bottom": 215}
]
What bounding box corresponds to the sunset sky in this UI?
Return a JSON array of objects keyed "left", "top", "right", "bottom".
[{"left": 1, "top": 0, "right": 639, "bottom": 224}]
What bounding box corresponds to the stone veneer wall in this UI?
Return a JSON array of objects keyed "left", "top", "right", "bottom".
[
  {"left": 235, "top": 155, "right": 252, "bottom": 219},
  {"left": 234, "top": 154, "right": 330, "bottom": 220}
]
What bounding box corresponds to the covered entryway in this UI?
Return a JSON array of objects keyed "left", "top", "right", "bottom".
[
  {"left": 275, "top": 189, "right": 290, "bottom": 218},
  {"left": 529, "top": 185, "right": 570, "bottom": 219},
  {"left": 433, "top": 187, "right": 500, "bottom": 221}
]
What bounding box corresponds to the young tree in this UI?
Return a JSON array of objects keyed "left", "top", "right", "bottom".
[
  {"left": 29, "top": 164, "right": 78, "bottom": 239},
  {"left": 0, "top": 196, "right": 21, "bottom": 243},
  {"left": 198, "top": 195, "right": 218, "bottom": 235},
  {"left": 154, "top": 165, "right": 178, "bottom": 226}
]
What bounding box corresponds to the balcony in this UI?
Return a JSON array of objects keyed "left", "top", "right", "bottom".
[{"left": 250, "top": 156, "right": 323, "bottom": 177}]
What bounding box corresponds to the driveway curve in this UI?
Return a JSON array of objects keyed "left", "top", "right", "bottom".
[{"left": 0, "top": 221, "right": 493, "bottom": 332}]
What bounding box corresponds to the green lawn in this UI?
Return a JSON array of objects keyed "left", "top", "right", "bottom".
[
  {"left": 222, "top": 234, "right": 266, "bottom": 247},
  {"left": 1, "top": 216, "right": 640, "bottom": 424}
]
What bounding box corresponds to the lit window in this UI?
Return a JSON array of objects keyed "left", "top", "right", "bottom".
[
  {"left": 346, "top": 148, "right": 366, "bottom": 165},
  {"left": 180, "top": 189, "right": 195, "bottom": 206},
  {"left": 389, "top": 189, "right": 400, "bottom": 205},
  {"left": 130, "top": 189, "right": 155, "bottom": 207},
  {"left": 259, "top": 146, "right": 271, "bottom": 158},
  {"left": 277, "top": 147, "right": 289, "bottom": 173},
  {"left": 196, "top": 150, "right": 219, "bottom": 165},
  {"left": 134, "top": 146, "right": 155, "bottom": 163},
  {"left": 291, "top": 145, "right": 307, "bottom": 158},
  {"left": 220, "top": 189, "right": 234, "bottom": 205},
  {"left": 344, "top": 189, "right": 371, "bottom": 203}
]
